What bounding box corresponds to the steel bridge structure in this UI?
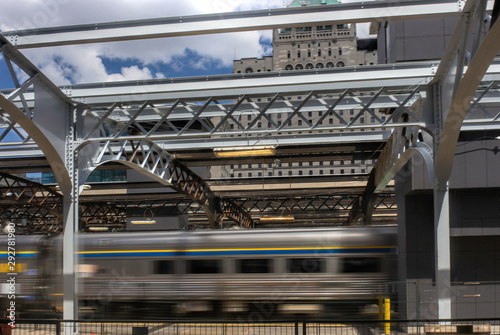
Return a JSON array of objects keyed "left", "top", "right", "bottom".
[{"left": 1, "top": 0, "right": 500, "bottom": 324}]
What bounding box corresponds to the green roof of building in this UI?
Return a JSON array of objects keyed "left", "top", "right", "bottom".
[{"left": 288, "top": 0, "right": 340, "bottom": 7}]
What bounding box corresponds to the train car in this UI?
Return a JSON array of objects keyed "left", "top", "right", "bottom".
[
  {"left": 0, "top": 232, "right": 58, "bottom": 319},
  {"left": 72, "top": 227, "right": 397, "bottom": 319},
  {"left": 0, "top": 226, "right": 397, "bottom": 319}
]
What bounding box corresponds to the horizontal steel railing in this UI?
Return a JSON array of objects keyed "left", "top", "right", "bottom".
[{"left": 2, "top": 318, "right": 500, "bottom": 335}]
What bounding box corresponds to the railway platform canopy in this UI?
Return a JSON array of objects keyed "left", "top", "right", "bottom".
[{"left": 1, "top": 0, "right": 500, "bottom": 322}]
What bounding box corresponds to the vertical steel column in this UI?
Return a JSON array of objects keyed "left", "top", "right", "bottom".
[
  {"left": 63, "top": 105, "right": 79, "bottom": 333},
  {"left": 433, "top": 79, "right": 451, "bottom": 319},
  {"left": 433, "top": 185, "right": 451, "bottom": 319},
  {"left": 62, "top": 196, "right": 78, "bottom": 323}
]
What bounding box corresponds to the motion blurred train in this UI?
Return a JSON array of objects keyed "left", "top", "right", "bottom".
[{"left": 0, "top": 227, "right": 397, "bottom": 319}]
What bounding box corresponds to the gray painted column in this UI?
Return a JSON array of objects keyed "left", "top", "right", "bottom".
[
  {"left": 63, "top": 195, "right": 78, "bottom": 324},
  {"left": 433, "top": 185, "right": 451, "bottom": 319}
]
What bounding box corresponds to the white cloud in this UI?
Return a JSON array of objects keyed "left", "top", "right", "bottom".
[{"left": 1, "top": 0, "right": 282, "bottom": 85}]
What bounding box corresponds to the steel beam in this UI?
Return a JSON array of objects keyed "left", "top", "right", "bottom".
[
  {"left": 44, "top": 63, "right": 438, "bottom": 105},
  {"left": 435, "top": 16, "right": 500, "bottom": 186},
  {"left": 3, "top": 1, "right": 492, "bottom": 49}
]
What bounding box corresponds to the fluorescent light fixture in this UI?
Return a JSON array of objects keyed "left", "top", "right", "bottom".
[
  {"left": 82, "top": 184, "right": 92, "bottom": 190},
  {"left": 131, "top": 219, "right": 156, "bottom": 225},
  {"left": 214, "top": 146, "right": 276, "bottom": 158},
  {"left": 88, "top": 226, "right": 109, "bottom": 231},
  {"left": 259, "top": 215, "right": 295, "bottom": 222}
]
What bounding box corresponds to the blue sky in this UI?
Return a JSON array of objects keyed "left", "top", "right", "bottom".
[
  {"left": 0, "top": 0, "right": 282, "bottom": 90},
  {"left": 0, "top": 0, "right": 371, "bottom": 90}
]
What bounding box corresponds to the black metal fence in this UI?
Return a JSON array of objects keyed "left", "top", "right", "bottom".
[{"left": 1, "top": 319, "right": 499, "bottom": 335}]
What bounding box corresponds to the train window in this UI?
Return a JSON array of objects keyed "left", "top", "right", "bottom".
[
  {"left": 287, "top": 258, "right": 326, "bottom": 273},
  {"left": 187, "top": 260, "right": 222, "bottom": 274},
  {"left": 237, "top": 259, "right": 273, "bottom": 273},
  {"left": 154, "top": 260, "right": 174, "bottom": 274},
  {"left": 342, "top": 258, "right": 380, "bottom": 273}
]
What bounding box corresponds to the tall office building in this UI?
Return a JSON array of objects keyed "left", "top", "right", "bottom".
[{"left": 218, "top": 0, "right": 384, "bottom": 180}]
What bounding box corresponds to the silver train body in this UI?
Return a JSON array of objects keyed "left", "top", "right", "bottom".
[{"left": 1, "top": 227, "right": 397, "bottom": 319}]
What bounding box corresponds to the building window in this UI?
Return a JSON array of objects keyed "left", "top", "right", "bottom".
[
  {"left": 285, "top": 64, "right": 293, "bottom": 70},
  {"left": 245, "top": 67, "right": 253, "bottom": 73},
  {"left": 298, "top": 120, "right": 302, "bottom": 126},
  {"left": 248, "top": 164, "right": 252, "bottom": 168},
  {"left": 287, "top": 51, "right": 290, "bottom": 59},
  {"left": 328, "top": 49, "right": 332, "bottom": 56},
  {"left": 268, "top": 172, "right": 272, "bottom": 176},
  {"left": 360, "top": 118, "right": 365, "bottom": 124},
  {"left": 308, "top": 112, "right": 313, "bottom": 117},
  {"left": 298, "top": 51, "right": 301, "bottom": 58},
  {"left": 318, "top": 49, "right": 321, "bottom": 57},
  {"left": 341, "top": 169, "right": 345, "bottom": 174},
  {"left": 330, "top": 170, "right": 334, "bottom": 174},
  {"left": 329, "top": 118, "right": 333, "bottom": 124},
  {"left": 248, "top": 172, "right": 252, "bottom": 177},
  {"left": 351, "top": 169, "right": 355, "bottom": 174},
  {"left": 309, "top": 170, "right": 313, "bottom": 175},
  {"left": 307, "top": 50, "right": 311, "bottom": 57},
  {"left": 309, "top": 162, "right": 313, "bottom": 166},
  {"left": 299, "top": 170, "right": 303, "bottom": 176},
  {"left": 320, "top": 170, "right": 324, "bottom": 175},
  {"left": 339, "top": 110, "right": 344, "bottom": 115},
  {"left": 247, "top": 115, "right": 252, "bottom": 120},
  {"left": 238, "top": 164, "right": 242, "bottom": 169},
  {"left": 278, "top": 171, "right": 283, "bottom": 176},
  {"left": 339, "top": 48, "right": 342, "bottom": 55},
  {"left": 299, "top": 162, "right": 303, "bottom": 167},
  {"left": 350, "top": 110, "right": 354, "bottom": 115},
  {"left": 258, "top": 172, "right": 262, "bottom": 177}
]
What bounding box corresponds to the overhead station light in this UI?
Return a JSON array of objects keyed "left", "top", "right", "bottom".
[
  {"left": 214, "top": 146, "right": 276, "bottom": 158},
  {"left": 88, "top": 226, "right": 109, "bottom": 232},
  {"left": 130, "top": 219, "right": 156, "bottom": 225},
  {"left": 259, "top": 215, "right": 295, "bottom": 222}
]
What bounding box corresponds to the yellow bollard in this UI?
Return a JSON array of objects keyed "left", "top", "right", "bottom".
[{"left": 384, "top": 298, "right": 390, "bottom": 335}]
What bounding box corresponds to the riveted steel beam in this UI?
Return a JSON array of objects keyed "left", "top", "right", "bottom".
[{"left": 2, "top": 1, "right": 494, "bottom": 49}]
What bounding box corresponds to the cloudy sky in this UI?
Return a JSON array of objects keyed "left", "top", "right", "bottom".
[{"left": 0, "top": 0, "right": 370, "bottom": 88}]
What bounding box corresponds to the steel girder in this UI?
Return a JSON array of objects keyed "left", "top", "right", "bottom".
[
  {"left": 89, "top": 138, "right": 253, "bottom": 228},
  {"left": 0, "top": 172, "right": 62, "bottom": 232},
  {"left": 2, "top": 1, "right": 494, "bottom": 49},
  {"left": 0, "top": 35, "right": 74, "bottom": 195},
  {"left": 232, "top": 192, "right": 396, "bottom": 226},
  {"left": 0, "top": 37, "right": 251, "bottom": 228},
  {"left": 76, "top": 84, "right": 423, "bottom": 146}
]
